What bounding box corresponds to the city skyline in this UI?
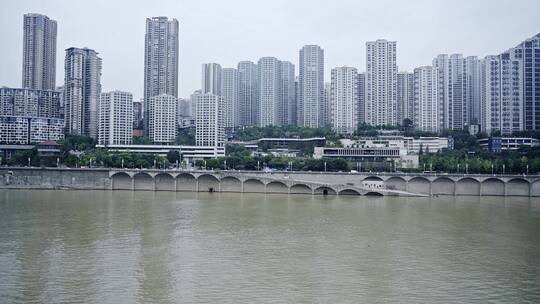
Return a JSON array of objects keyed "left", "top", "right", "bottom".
[{"left": 1, "top": 0, "right": 540, "bottom": 100}]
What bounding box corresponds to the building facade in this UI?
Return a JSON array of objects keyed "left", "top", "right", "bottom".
[
  {"left": 221, "top": 68, "right": 239, "bottom": 128},
  {"left": 22, "top": 13, "right": 57, "bottom": 91},
  {"left": 0, "top": 87, "right": 62, "bottom": 118},
  {"left": 281, "top": 61, "right": 296, "bottom": 125},
  {"left": 64, "top": 47, "right": 102, "bottom": 139},
  {"left": 99, "top": 91, "right": 133, "bottom": 145},
  {"left": 298, "top": 45, "right": 324, "bottom": 128},
  {"left": 143, "top": 16, "right": 179, "bottom": 135},
  {"left": 413, "top": 66, "right": 439, "bottom": 132},
  {"left": 330, "top": 67, "right": 358, "bottom": 134},
  {"left": 148, "top": 94, "right": 177, "bottom": 143},
  {"left": 202, "top": 63, "right": 222, "bottom": 95},
  {"left": 258, "top": 57, "right": 282, "bottom": 127},
  {"left": 195, "top": 93, "right": 224, "bottom": 147},
  {"left": 397, "top": 71, "right": 414, "bottom": 124},
  {"left": 365, "top": 39, "right": 397, "bottom": 126},
  {"left": 321, "top": 82, "right": 331, "bottom": 127},
  {"left": 238, "top": 61, "right": 259, "bottom": 126},
  {"left": 0, "top": 116, "right": 64, "bottom": 145}
]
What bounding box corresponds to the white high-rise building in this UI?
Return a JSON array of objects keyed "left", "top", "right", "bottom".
[
  {"left": 143, "top": 17, "right": 179, "bottom": 135},
  {"left": 64, "top": 47, "right": 102, "bottom": 139},
  {"left": 298, "top": 45, "right": 324, "bottom": 128},
  {"left": 148, "top": 94, "right": 177, "bottom": 143},
  {"left": 202, "top": 63, "right": 222, "bottom": 95},
  {"left": 258, "top": 57, "right": 282, "bottom": 127},
  {"left": 433, "top": 54, "right": 481, "bottom": 130},
  {"left": 195, "top": 93, "right": 224, "bottom": 147},
  {"left": 480, "top": 53, "right": 523, "bottom": 135},
  {"left": 98, "top": 91, "right": 133, "bottom": 145},
  {"left": 413, "top": 66, "right": 439, "bottom": 132},
  {"left": 321, "top": 82, "right": 331, "bottom": 127},
  {"left": 281, "top": 61, "right": 296, "bottom": 125},
  {"left": 365, "top": 39, "right": 397, "bottom": 126},
  {"left": 397, "top": 71, "right": 414, "bottom": 124},
  {"left": 22, "top": 13, "right": 57, "bottom": 91},
  {"left": 221, "top": 68, "right": 239, "bottom": 128},
  {"left": 330, "top": 67, "right": 358, "bottom": 134},
  {"left": 238, "top": 61, "right": 259, "bottom": 126}
]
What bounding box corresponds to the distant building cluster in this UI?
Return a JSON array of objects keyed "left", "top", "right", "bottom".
[{"left": 1, "top": 12, "right": 540, "bottom": 162}]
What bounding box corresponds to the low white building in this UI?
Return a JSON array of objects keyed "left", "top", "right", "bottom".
[
  {"left": 96, "top": 144, "right": 225, "bottom": 163},
  {"left": 149, "top": 94, "right": 177, "bottom": 144},
  {"left": 99, "top": 91, "right": 133, "bottom": 145},
  {"left": 340, "top": 136, "right": 451, "bottom": 154}
]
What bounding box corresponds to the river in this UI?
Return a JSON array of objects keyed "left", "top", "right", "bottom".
[{"left": 0, "top": 190, "right": 539, "bottom": 303}]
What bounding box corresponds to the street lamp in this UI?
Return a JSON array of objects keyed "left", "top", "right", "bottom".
[
  {"left": 491, "top": 163, "right": 494, "bottom": 175},
  {"left": 466, "top": 163, "right": 468, "bottom": 174},
  {"left": 28, "top": 157, "right": 31, "bottom": 167},
  {"left": 257, "top": 161, "right": 260, "bottom": 170},
  {"left": 121, "top": 158, "right": 124, "bottom": 168},
  {"left": 324, "top": 161, "right": 327, "bottom": 172},
  {"left": 457, "top": 163, "right": 460, "bottom": 173},
  {"left": 503, "top": 164, "right": 506, "bottom": 175}
]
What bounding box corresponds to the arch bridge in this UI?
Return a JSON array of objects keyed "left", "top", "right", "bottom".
[{"left": 109, "top": 170, "right": 540, "bottom": 197}]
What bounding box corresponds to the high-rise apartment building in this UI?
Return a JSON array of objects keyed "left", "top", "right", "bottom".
[
  {"left": 330, "top": 67, "right": 358, "bottom": 134},
  {"left": 22, "top": 13, "right": 57, "bottom": 90},
  {"left": 413, "top": 66, "right": 439, "bottom": 132},
  {"left": 397, "top": 71, "right": 414, "bottom": 124},
  {"left": 64, "top": 47, "right": 102, "bottom": 138},
  {"left": 194, "top": 93, "right": 224, "bottom": 147},
  {"left": 516, "top": 33, "right": 540, "bottom": 131},
  {"left": 298, "top": 45, "right": 324, "bottom": 128},
  {"left": 98, "top": 91, "right": 133, "bottom": 145},
  {"left": 143, "top": 16, "right": 179, "bottom": 135},
  {"left": 321, "top": 82, "right": 331, "bottom": 127},
  {"left": 133, "top": 99, "right": 143, "bottom": 129},
  {"left": 0, "top": 88, "right": 62, "bottom": 118},
  {"left": 221, "top": 68, "right": 238, "bottom": 128},
  {"left": 238, "top": 61, "right": 259, "bottom": 126},
  {"left": 281, "top": 61, "right": 296, "bottom": 125},
  {"left": 148, "top": 94, "right": 177, "bottom": 143},
  {"left": 258, "top": 57, "right": 282, "bottom": 127},
  {"left": 357, "top": 72, "right": 366, "bottom": 126},
  {"left": 365, "top": 39, "right": 397, "bottom": 126},
  {"left": 202, "top": 63, "right": 222, "bottom": 95}
]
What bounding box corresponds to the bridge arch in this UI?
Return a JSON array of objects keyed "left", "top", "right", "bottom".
[
  {"left": 531, "top": 179, "right": 540, "bottom": 197},
  {"left": 111, "top": 172, "right": 131, "bottom": 190},
  {"left": 266, "top": 181, "right": 288, "bottom": 194},
  {"left": 385, "top": 176, "right": 406, "bottom": 191},
  {"left": 198, "top": 174, "right": 220, "bottom": 192},
  {"left": 338, "top": 188, "right": 361, "bottom": 196},
  {"left": 133, "top": 172, "right": 154, "bottom": 191},
  {"left": 155, "top": 172, "right": 175, "bottom": 191},
  {"left": 243, "top": 178, "right": 265, "bottom": 193},
  {"left": 365, "top": 191, "right": 384, "bottom": 196},
  {"left": 481, "top": 178, "right": 505, "bottom": 196},
  {"left": 432, "top": 177, "right": 455, "bottom": 195},
  {"left": 456, "top": 177, "right": 480, "bottom": 195},
  {"left": 363, "top": 176, "right": 384, "bottom": 182},
  {"left": 314, "top": 186, "right": 337, "bottom": 195},
  {"left": 220, "top": 176, "right": 241, "bottom": 192},
  {"left": 177, "top": 173, "right": 196, "bottom": 191},
  {"left": 290, "top": 183, "right": 312, "bottom": 195},
  {"left": 506, "top": 178, "right": 530, "bottom": 196},
  {"left": 407, "top": 176, "right": 430, "bottom": 194}
]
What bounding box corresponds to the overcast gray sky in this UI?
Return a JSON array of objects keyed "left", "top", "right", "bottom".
[{"left": 1, "top": 0, "right": 539, "bottom": 100}]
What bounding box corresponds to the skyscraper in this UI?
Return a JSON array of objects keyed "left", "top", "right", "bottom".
[
  {"left": 330, "top": 67, "right": 358, "bottom": 134},
  {"left": 148, "top": 94, "right": 177, "bottom": 143},
  {"left": 281, "top": 61, "right": 296, "bottom": 126},
  {"left": 143, "top": 16, "right": 179, "bottom": 135},
  {"left": 258, "top": 57, "right": 282, "bottom": 127},
  {"left": 0, "top": 87, "right": 62, "bottom": 118},
  {"left": 194, "top": 93, "right": 224, "bottom": 147},
  {"left": 98, "top": 91, "right": 133, "bottom": 145},
  {"left": 298, "top": 45, "right": 324, "bottom": 128},
  {"left": 365, "top": 39, "right": 397, "bottom": 126},
  {"left": 413, "top": 66, "right": 439, "bottom": 132},
  {"left": 357, "top": 72, "right": 366, "bottom": 126},
  {"left": 202, "top": 63, "right": 222, "bottom": 95},
  {"left": 397, "top": 71, "right": 414, "bottom": 124},
  {"left": 64, "top": 47, "right": 102, "bottom": 138},
  {"left": 22, "top": 13, "right": 57, "bottom": 90},
  {"left": 321, "top": 82, "right": 331, "bottom": 127},
  {"left": 516, "top": 33, "right": 540, "bottom": 131},
  {"left": 238, "top": 61, "right": 259, "bottom": 126},
  {"left": 221, "top": 68, "right": 239, "bottom": 128}
]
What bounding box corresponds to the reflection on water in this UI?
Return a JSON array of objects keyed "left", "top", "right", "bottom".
[{"left": 1, "top": 190, "right": 540, "bottom": 303}]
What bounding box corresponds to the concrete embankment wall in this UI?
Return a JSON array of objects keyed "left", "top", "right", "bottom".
[{"left": 0, "top": 168, "right": 111, "bottom": 190}]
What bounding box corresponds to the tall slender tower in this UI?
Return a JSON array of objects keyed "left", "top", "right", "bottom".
[
  {"left": 202, "top": 63, "right": 222, "bottom": 95},
  {"left": 221, "top": 68, "right": 239, "bottom": 128},
  {"left": 238, "top": 61, "right": 259, "bottom": 126},
  {"left": 258, "top": 57, "right": 282, "bottom": 127},
  {"left": 413, "top": 66, "right": 439, "bottom": 132},
  {"left": 143, "top": 16, "right": 179, "bottom": 136},
  {"left": 330, "top": 67, "right": 358, "bottom": 134},
  {"left": 298, "top": 45, "right": 324, "bottom": 128},
  {"left": 365, "top": 39, "right": 397, "bottom": 126},
  {"left": 397, "top": 71, "right": 414, "bottom": 124},
  {"left": 281, "top": 61, "right": 296, "bottom": 125},
  {"left": 64, "top": 47, "right": 102, "bottom": 138},
  {"left": 22, "top": 13, "right": 57, "bottom": 90}
]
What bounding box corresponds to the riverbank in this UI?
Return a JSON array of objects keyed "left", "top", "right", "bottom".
[{"left": 0, "top": 167, "right": 539, "bottom": 196}]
